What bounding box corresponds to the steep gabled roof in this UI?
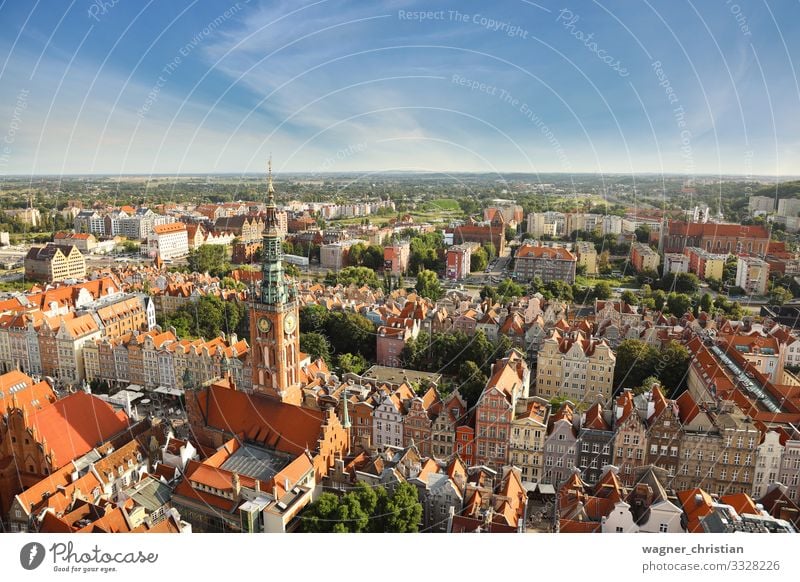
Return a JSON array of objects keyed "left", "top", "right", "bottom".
[
  {"left": 28, "top": 392, "right": 130, "bottom": 467},
  {"left": 195, "top": 381, "right": 327, "bottom": 456}
]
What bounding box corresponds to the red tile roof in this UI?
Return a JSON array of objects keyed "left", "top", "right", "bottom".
[
  {"left": 28, "top": 392, "right": 130, "bottom": 468},
  {"left": 153, "top": 222, "right": 186, "bottom": 235},
  {"left": 516, "top": 244, "right": 576, "bottom": 260},
  {"left": 195, "top": 382, "right": 326, "bottom": 456}
]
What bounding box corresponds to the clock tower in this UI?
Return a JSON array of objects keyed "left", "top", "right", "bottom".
[{"left": 250, "top": 158, "right": 302, "bottom": 405}]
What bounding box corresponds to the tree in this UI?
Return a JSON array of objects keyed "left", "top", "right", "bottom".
[
  {"left": 470, "top": 246, "right": 489, "bottom": 272},
  {"left": 284, "top": 263, "right": 300, "bottom": 278},
  {"left": 546, "top": 280, "right": 573, "bottom": 302},
  {"left": 504, "top": 225, "right": 517, "bottom": 243},
  {"left": 380, "top": 481, "right": 423, "bottom": 533},
  {"left": 620, "top": 289, "right": 638, "bottom": 306},
  {"left": 496, "top": 278, "right": 524, "bottom": 301},
  {"left": 336, "top": 352, "right": 368, "bottom": 375},
  {"left": 479, "top": 285, "right": 498, "bottom": 302},
  {"left": 187, "top": 244, "right": 230, "bottom": 277},
  {"left": 301, "top": 492, "right": 349, "bottom": 532},
  {"left": 666, "top": 292, "right": 693, "bottom": 316},
  {"left": 302, "top": 481, "right": 422, "bottom": 533},
  {"left": 657, "top": 341, "right": 691, "bottom": 394},
  {"left": 634, "top": 225, "right": 651, "bottom": 243},
  {"left": 770, "top": 285, "right": 793, "bottom": 306},
  {"left": 699, "top": 292, "right": 713, "bottom": 314},
  {"left": 659, "top": 272, "right": 700, "bottom": 294},
  {"left": 652, "top": 289, "right": 667, "bottom": 312},
  {"left": 458, "top": 361, "right": 488, "bottom": 408},
  {"left": 325, "top": 311, "right": 376, "bottom": 360},
  {"left": 593, "top": 281, "right": 612, "bottom": 300},
  {"left": 331, "top": 266, "right": 382, "bottom": 289},
  {"left": 220, "top": 276, "right": 245, "bottom": 291},
  {"left": 636, "top": 269, "right": 659, "bottom": 286},
  {"left": 348, "top": 242, "right": 366, "bottom": 267},
  {"left": 300, "top": 304, "right": 329, "bottom": 333},
  {"left": 158, "top": 294, "right": 245, "bottom": 340},
  {"left": 482, "top": 242, "right": 497, "bottom": 260},
  {"left": 633, "top": 375, "right": 660, "bottom": 396},
  {"left": 415, "top": 269, "right": 443, "bottom": 301},
  {"left": 614, "top": 339, "right": 660, "bottom": 390},
  {"left": 300, "top": 332, "right": 331, "bottom": 364}
]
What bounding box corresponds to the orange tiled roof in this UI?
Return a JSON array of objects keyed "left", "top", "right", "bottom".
[
  {"left": 0, "top": 371, "right": 56, "bottom": 414},
  {"left": 28, "top": 392, "right": 130, "bottom": 468},
  {"left": 583, "top": 402, "right": 610, "bottom": 431},
  {"left": 195, "top": 382, "right": 327, "bottom": 457},
  {"left": 152, "top": 222, "right": 186, "bottom": 235},
  {"left": 720, "top": 492, "right": 759, "bottom": 517},
  {"left": 676, "top": 488, "right": 715, "bottom": 533},
  {"left": 516, "top": 244, "right": 576, "bottom": 260}
]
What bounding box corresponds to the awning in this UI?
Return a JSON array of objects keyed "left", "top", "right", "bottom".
[
  {"left": 154, "top": 386, "right": 184, "bottom": 397},
  {"left": 537, "top": 484, "right": 556, "bottom": 495},
  {"left": 126, "top": 384, "right": 144, "bottom": 392}
]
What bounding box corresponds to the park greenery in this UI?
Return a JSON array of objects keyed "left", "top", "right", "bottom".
[
  {"left": 157, "top": 294, "right": 246, "bottom": 340},
  {"left": 299, "top": 304, "right": 377, "bottom": 365},
  {"left": 302, "top": 481, "right": 423, "bottom": 533},
  {"left": 613, "top": 339, "right": 691, "bottom": 395},
  {"left": 402, "top": 330, "right": 513, "bottom": 406}
]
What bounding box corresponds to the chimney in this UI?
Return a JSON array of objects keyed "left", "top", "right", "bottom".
[{"left": 232, "top": 472, "right": 241, "bottom": 498}]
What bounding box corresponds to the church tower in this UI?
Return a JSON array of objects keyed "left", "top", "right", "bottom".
[{"left": 250, "top": 159, "right": 303, "bottom": 405}]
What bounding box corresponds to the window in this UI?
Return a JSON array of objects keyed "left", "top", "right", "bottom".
[
  {"left": 623, "top": 434, "right": 631, "bottom": 445},
  {"left": 616, "top": 527, "right": 624, "bottom": 533},
  {"left": 659, "top": 523, "right": 669, "bottom": 533},
  {"left": 650, "top": 444, "right": 658, "bottom": 455},
  {"left": 671, "top": 447, "right": 678, "bottom": 457},
  {"left": 582, "top": 443, "right": 590, "bottom": 453}
]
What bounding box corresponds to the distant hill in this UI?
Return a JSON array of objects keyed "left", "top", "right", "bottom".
[{"left": 754, "top": 180, "right": 800, "bottom": 199}]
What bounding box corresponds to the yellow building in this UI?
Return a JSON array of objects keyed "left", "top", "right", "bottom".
[
  {"left": 509, "top": 396, "right": 550, "bottom": 484},
  {"left": 24, "top": 244, "right": 87, "bottom": 282},
  {"left": 684, "top": 247, "right": 726, "bottom": 281},
  {"left": 575, "top": 241, "right": 598, "bottom": 275},
  {"left": 535, "top": 330, "right": 616, "bottom": 404}
]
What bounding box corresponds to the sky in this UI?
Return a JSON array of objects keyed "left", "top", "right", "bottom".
[{"left": 0, "top": 0, "right": 798, "bottom": 177}]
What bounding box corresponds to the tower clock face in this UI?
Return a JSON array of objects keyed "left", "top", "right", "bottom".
[
  {"left": 257, "top": 317, "right": 272, "bottom": 334},
  {"left": 284, "top": 313, "right": 297, "bottom": 334}
]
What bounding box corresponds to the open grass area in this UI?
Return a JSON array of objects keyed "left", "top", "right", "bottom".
[
  {"left": 424, "top": 198, "right": 460, "bottom": 211},
  {"left": 576, "top": 274, "right": 639, "bottom": 289}
]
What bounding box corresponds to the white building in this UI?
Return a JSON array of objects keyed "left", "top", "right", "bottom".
[
  {"left": 663, "top": 253, "right": 690, "bottom": 275},
  {"left": 372, "top": 391, "right": 405, "bottom": 448},
  {"left": 754, "top": 431, "right": 784, "bottom": 499},
  {"left": 147, "top": 222, "right": 189, "bottom": 260},
  {"left": 778, "top": 198, "right": 800, "bottom": 218},
  {"left": 736, "top": 256, "right": 769, "bottom": 295},
  {"left": 749, "top": 196, "right": 774, "bottom": 215},
  {"left": 602, "top": 215, "right": 623, "bottom": 235}
]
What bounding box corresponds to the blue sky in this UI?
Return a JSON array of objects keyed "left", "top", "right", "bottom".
[{"left": 0, "top": 0, "right": 797, "bottom": 176}]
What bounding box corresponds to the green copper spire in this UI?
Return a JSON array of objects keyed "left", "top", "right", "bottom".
[{"left": 260, "top": 156, "right": 289, "bottom": 305}]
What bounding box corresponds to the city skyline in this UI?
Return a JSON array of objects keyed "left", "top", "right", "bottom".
[{"left": 0, "top": 1, "right": 798, "bottom": 177}]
